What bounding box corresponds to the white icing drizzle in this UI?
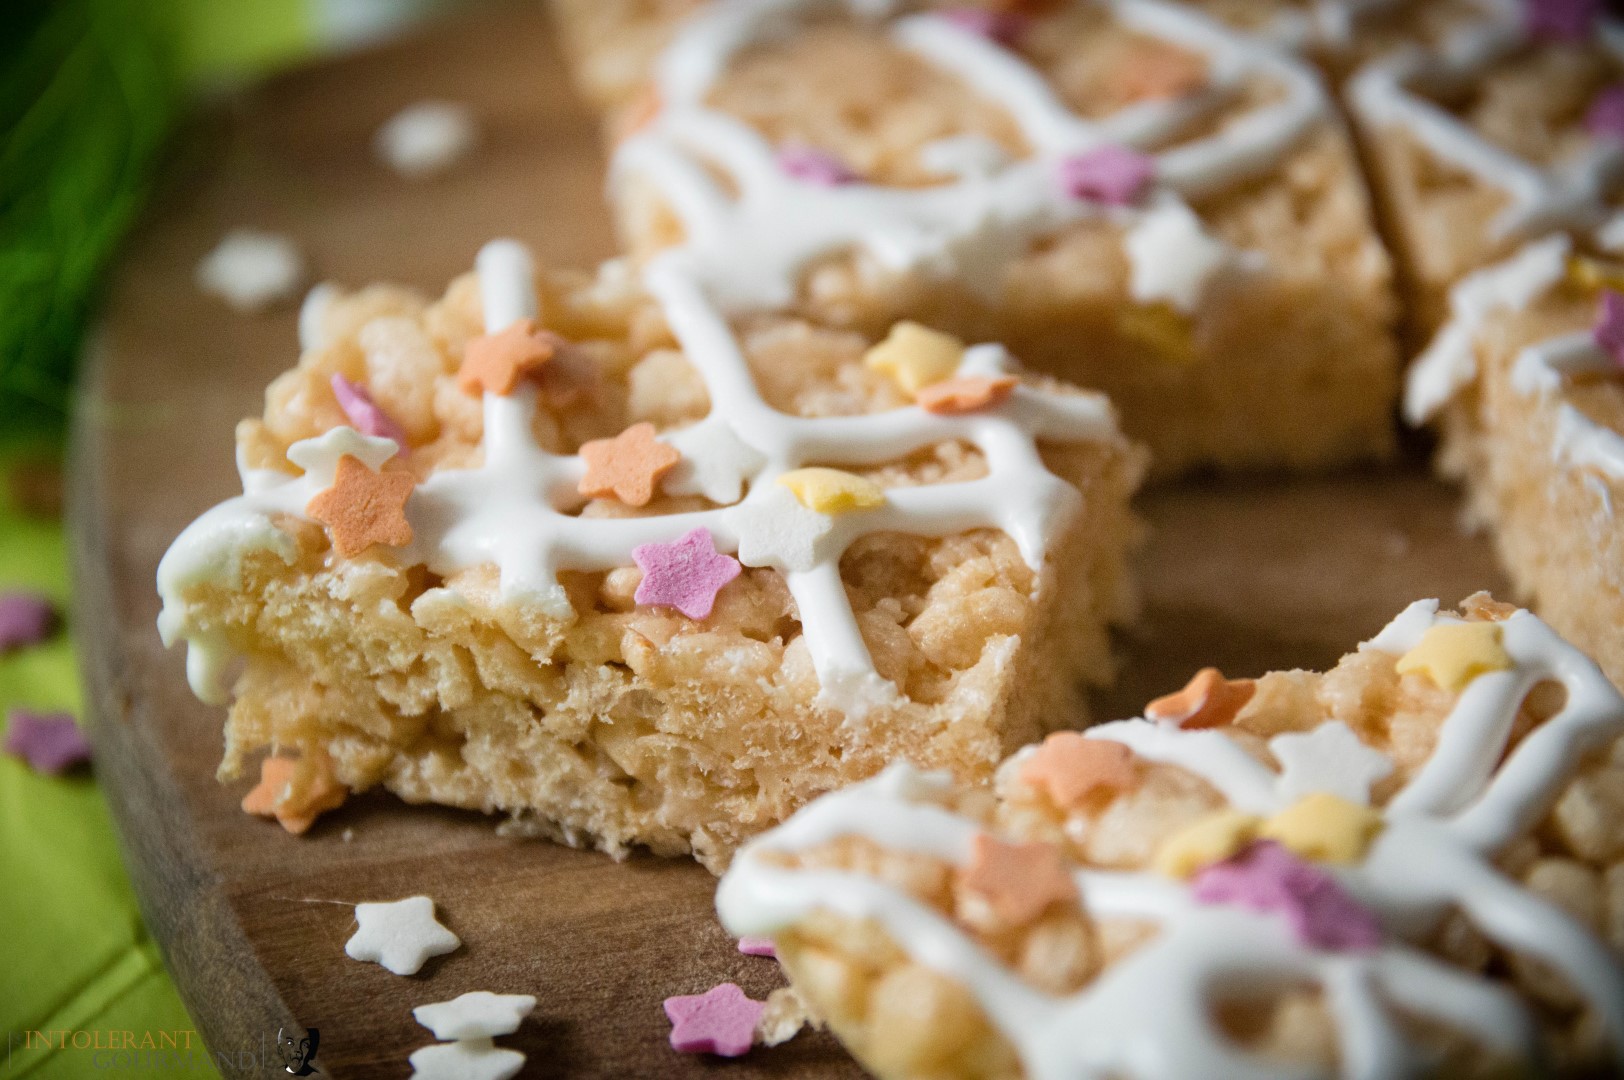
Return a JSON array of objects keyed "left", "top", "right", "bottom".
[
  {"left": 157, "top": 240, "right": 1123, "bottom": 717},
  {"left": 719, "top": 600, "right": 1624, "bottom": 1078},
  {"left": 613, "top": 0, "right": 1333, "bottom": 314},
  {"left": 1404, "top": 234, "right": 1624, "bottom": 482},
  {"left": 1348, "top": 12, "right": 1624, "bottom": 247}
]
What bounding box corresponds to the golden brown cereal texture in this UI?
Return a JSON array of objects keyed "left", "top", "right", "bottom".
[
  {"left": 172, "top": 266, "right": 1145, "bottom": 870},
  {"left": 759, "top": 600, "right": 1623, "bottom": 1078}
]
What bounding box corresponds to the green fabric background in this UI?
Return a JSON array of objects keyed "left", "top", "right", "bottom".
[{"left": 0, "top": 457, "right": 220, "bottom": 1080}]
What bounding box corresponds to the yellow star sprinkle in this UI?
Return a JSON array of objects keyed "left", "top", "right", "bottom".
[
  {"left": 1259, "top": 793, "right": 1384, "bottom": 865},
  {"left": 1566, "top": 254, "right": 1624, "bottom": 294},
  {"left": 863, "top": 321, "right": 966, "bottom": 395},
  {"left": 1116, "top": 302, "right": 1195, "bottom": 365},
  {"left": 777, "top": 468, "right": 885, "bottom": 515},
  {"left": 1153, "top": 808, "right": 1262, "bottom": 878},
  {"left": 1395, "top": 622, "right": 1512, "bottom": 693}
]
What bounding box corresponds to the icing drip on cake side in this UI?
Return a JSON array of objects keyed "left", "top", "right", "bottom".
[{"left": 718, "top": 600, "right": 1624, "bottom": 1078}]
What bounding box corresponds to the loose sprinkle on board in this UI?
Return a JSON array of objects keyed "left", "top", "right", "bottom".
[
  {"left": 663, "top": 983, "right": 765, "bottom": 1057},
  {"left": 345, "top": 896, "right": 461, "bottom": 976},
  {"left": 0, "top": 592, "right": 57, "bottom": 652},
  {"left": 3, "top": 709, "right": 90, "bottom": 775}
]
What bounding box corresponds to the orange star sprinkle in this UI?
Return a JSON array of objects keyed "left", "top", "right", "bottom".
[
  {"left": 242, "top": 753, "right": 347, "bottom": 835},
  {"left": 1144, "top": 667, "right": 1256, "bottom": 729},
  {"left": 305, "top": 455, "right": 415, "bottom": 558},
  {"left": 1018, "top": 732, "right": 1137, "bottom": 810},
  {"left": 578, "top": 422, "right": 682, "bottom": 507},
  {"left": 1111, "top": 45, "right": 1208, "bottom": 104},
  {"left": 957, "top": 834, "right": 1078, "bottom": 926},
  {"left": 458, "top": 318, "right": 559, "bottom": 396},
  {"left": 916, "top": 375, "right": 1018, "bottom": 416},
  {"left": 617, "top": 87, "right": 663, "bottom": 142}
]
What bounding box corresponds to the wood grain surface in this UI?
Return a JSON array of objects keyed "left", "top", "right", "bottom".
[{"left": 68, "top": 4, "right": 1510, "bottom": 1077}]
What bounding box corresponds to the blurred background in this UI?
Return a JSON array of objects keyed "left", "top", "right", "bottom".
[{"left": 1, "top": 4, "right": 459, "bottom": 1075}]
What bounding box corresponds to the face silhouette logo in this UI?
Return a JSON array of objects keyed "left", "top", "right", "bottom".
[{"left": 277, "top": 1028, "right": 320, "bottom": 1076}]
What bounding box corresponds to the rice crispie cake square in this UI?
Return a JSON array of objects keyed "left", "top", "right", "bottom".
[
  {"left": 556, "top": 0, "right": 1400, "bottom": 477},
  {"left": 156, "top": 240, "right": 1145, "bottom": 870},
  {"left": 719, "top": 594, "right": 1624, "bottom": 1077},
  {"left": 1348, "top": 2, "right": 1624, "bottom": 338},
  {"left": 1407, "top": 234, "right": 1624, "bottom": 692}
]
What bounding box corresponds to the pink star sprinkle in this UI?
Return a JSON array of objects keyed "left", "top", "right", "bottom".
[
  {"left": 331, "top": 375, "right": 410, "bottom": 451},
  {"left": 941, "top": 8, "right": 1029, "bottom": 45},
  {"left": 1524, "top": 0, "right": 1601, "bottom": 40},
  {"left": 4, "top": 709, "right": 91, "bottom": 775},
  {"left": 737, "top": 936, "right": 777, "bottom": 958},
  {"left": 0, "top": 592, "right": 57, "bottom": 652},
  {"left": 632, "top": 528, "right": 742, "bottom": 620},
  {"left": 1593, "top": 290, "right": 1624, "bottom": 365},
  {"left": 777, "top": 144, "right": 858, "bottom": 186},
  {"left": 1057, "top": 146, "right": 1156, "bottom": 206},
  {"left": 1192, "top": 841, "right": 1383, "bottom": 953},
  {"left": 663, "top": 982, "right": 764, "bottom": 1057},
  {"left": 1587, "top": 84, "right": 1624, "bottom": 142}
]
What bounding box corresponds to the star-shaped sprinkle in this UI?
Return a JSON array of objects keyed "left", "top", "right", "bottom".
[
  {"left": 408, "top": 1039, "right": 525, "bottom": 1080},
  {"left": 664, "top": 983, "right": 765, "bottom": 1056},
  {"left": 725, "top": 485, "right": 834, "bottom": 572},
  {"left": 331, "top": 375, "right": 409, "bottom": 451},
  {"left": 1117, "top": 301, "right": 1196, "bottom": 364},
  {"left": 1057, "top": 145, "right": 1156, "bottom": 206},
  {"left": 632, "top": 528, "right": 742, "bottom": 620},
  {"left": 1018, "top": 732, "right": 1136, "bottom": 810},
  {"left": 578, "top": 422, "right": 682, "bottom": 507},
  {"left": 374, "top": 100, "right": 476, "bottom": 178},
  {"left": 1524, "top": 0, "right": 1600, "bottom": 41},
  {"left": 195, "top": 229, "right": 304, "bottom": 312},
  {"left": 864, "top": 321, "right": 966, "bottom": 395},
  {"left": 737, "top": 937, "right": 777, "bottom": 958},
  {"left": 617, "top": 87, "right": 664, "bottom": 143},
  {"left": 1270, "top": 721, "right": 1393, "bottom": 806},
  {"left": 241, "top": 753, "right": 348, "bottom": 835},
  {"left": 940, "top": 7, "right": 1029, "bottom": 45},
  {"left": 1144, "top": 667, "right": 1256, "bottom": 729},
  {"left": 1260, "top": 793, "right": 1384, "bottom": 865},
  {"left": 776, "top": 144, "right": 859, "bottom": 186},
  {"left": 1587, "top": 83, "right": 1624, "bottom": 142},
  {"left": 1154, "top": 808, "right": 1262, "bottom": 878},
  {"left": 916, "top": 374, "right": 1018, "bottom": 415},
  {"left": 345, "top": 895, "right": 461, "bottom": 975},
  {"left": 413, "top": 991, "right": 537, "bottom": 1040},
  {"left": 1110, "top": 45, "right": 1208, "bottom": 104},
  {"left": 287, "top": 426, "right": 399, "bottom": 486},
  {"left": 957, "top": 834, "right": 1078, "bottom": 925},
  {"left": 1394, "top": 621, "right": 1512, "bottom": 693},
  {"left": 1193, "top": 841, "right": 1383, "bottom": 952},
  {"left": 1594, "top": 289, "right": 1624, "bottom": 365},
  {"left": 663, "top": 418, "right": 767, "bottom": 505},
  {"left": 459, "top": 318, "right": 558, "bottom": 396},
  {"left": 4, "top": 709, "right": 90, "bottom": 775},
  {"left": 0, "top": 591, "right": 57, "bottom": 652},
  {"left": 306, "top": 455, "right": 416, "bottom": 559},
  {"left": 777, "top": 467, "right": 886, "bottom": 515},
  {"left": 1125, "top": 202, "right": 1231, "bottom": 314}
]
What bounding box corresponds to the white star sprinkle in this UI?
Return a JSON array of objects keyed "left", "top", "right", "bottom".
[
  {"left": 724, "top": 485, "right": 833, "bottom": 573},
  {"left": 1124, "top": 202, "right": 1232, "bottom": 314},
  {"left": 344, "top": 896, "right": 460, "bottom": 976},
  {"left": 407, "top": 1039, "right": 524, "bottom": 1080},
  {"left": 413, "top": 992, "right": 536, "bottom": 1041},
  {"left": 196, "top": 229, "right": 305, "bottom": 312},
  {"left": 375, "top": 101, "right": 478, "bottom": 177},
  {"left": 1271, "top": 721, "right": 1394, "bottom": 806},
  {"left": 286, "top": 427, "right": 400, "bottom": 486},
  {"left": 663, "top": 418, "right": 767, "bottom": 505}
]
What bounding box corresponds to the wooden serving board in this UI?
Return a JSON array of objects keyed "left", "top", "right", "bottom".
[{"left": 69, "top": 4, "right": 1510, "bottom": 1077}]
